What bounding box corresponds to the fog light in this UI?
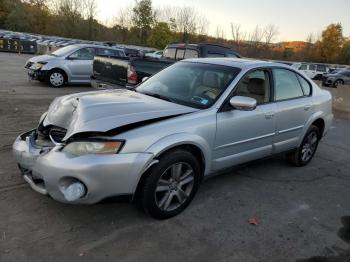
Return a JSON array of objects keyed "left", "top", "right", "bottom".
[{"left": 63, "top": 182, "right": 86, "bottom": 201}]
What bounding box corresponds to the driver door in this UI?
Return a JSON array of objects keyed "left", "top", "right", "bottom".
[
  {"left": 213, "top": 69, "right": 277, "bottom": 171},
  {"left": 66, "top": 47, "right": 95, "bottom": 82}
]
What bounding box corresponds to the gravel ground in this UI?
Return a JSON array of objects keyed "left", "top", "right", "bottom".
[{"left": 0, "top": 52, "right": 349, "bottom": 262}]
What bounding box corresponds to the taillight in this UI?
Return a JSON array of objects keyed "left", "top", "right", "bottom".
[{"left": 127, "top": 65, "right": 137, "bottom": 84}]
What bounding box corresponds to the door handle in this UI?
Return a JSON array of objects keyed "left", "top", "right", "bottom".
[
  {"left": 304, "top": 104, "right": 312, "bottom": 111},
  {"left": 265, "top": 112, "right": 274, "bottom": 119}
]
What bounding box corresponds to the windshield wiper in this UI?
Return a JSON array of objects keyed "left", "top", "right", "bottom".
[{"left": 141, "top": 92, "right": 173, "bottom": 102}]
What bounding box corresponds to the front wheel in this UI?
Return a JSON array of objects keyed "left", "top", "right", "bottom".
[
  {"left": 286, "top": 125, "right": 321, "bottom": 166},
  {"left": 48, "top": 70, "right": 66, "bottom": 88},
  {"left": 141, "top": 149, "right": 201, "bottom": 219}
]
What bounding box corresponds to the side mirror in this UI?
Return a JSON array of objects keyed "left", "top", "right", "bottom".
[
  {"left": 229, "top": 96, "right": 257, "bottom": 111},
  {"left": 142, "top": 77, "right": 149, "bottom": 82}
]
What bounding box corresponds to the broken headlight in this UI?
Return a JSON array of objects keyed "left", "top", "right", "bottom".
[{"left": 62, "top": 141, "right": 124, "bottom": 156}]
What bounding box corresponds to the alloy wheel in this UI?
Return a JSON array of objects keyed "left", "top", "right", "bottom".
[
  {"left": 154, "top": 162, "right": 195, "bottom": 212},
  {"left": 301, "top": 131, "right": 318, "bottom": 162}
]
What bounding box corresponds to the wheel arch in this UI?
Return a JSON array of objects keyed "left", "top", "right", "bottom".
[
  {"left": 132, "top": 134, "right": 211, "bottom": 200},
  {"left": 299, "top": 112, "right": 327, "bottom": 147}
]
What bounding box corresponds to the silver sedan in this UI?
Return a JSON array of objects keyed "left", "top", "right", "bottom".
[
  {"left": 13, "top": 58, "right": 333, "bottom": 219},
  {"left": 25, "top": 44, "right": 125, "bottom": 87}
]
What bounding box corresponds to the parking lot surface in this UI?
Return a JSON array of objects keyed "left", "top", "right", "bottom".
[{"left": 0, "top": 52, "right": 349, "bottom": 262}]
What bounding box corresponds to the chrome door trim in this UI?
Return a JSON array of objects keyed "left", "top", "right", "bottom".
[
  {"left": 277, "top": 125, "right": 304, "bottom": 135},
  {"left": 215, "top": 132, "right": 276, "bottom": 150}
]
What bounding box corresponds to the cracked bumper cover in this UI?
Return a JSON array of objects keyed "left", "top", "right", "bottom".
[{"left": 12, "top": 131, "right": 154, "bottom": 204}]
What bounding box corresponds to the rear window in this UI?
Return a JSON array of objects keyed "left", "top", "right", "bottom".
[
  {"left": 184, "top": 49, "right": 199, "bottom": 59},
  {"left": 163, "top": 48, "right": 176, "bottom": 59},
  {"left": 176, "top": 49, "right": 185, "bottom": 60}
]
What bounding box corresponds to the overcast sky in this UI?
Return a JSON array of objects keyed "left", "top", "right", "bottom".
[{"left": 95, "top": 0, "right": 350, "bottom": 42}]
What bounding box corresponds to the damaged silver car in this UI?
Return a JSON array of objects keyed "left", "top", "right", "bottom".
[{"left": 13, "top": 58, "right": 333, "bottom": 219}]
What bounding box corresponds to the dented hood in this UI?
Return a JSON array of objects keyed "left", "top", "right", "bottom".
[{"left": 43, "top": 89, "right": 198, "bottom": 140}]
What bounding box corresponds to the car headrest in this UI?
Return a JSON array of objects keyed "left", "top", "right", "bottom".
[
  {"left": 247, "top": 78, "right": 265, "bottom": 95},
  {"left": 203, "top": 72, "right": 220, "bottom": 89}
]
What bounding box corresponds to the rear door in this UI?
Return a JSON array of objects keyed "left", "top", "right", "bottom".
[
  {"left": 66, "top": 47, "right": 95, "bottom": 82},
  {"left": 272, "top": 68, "right": 314, "bottom": 153}
]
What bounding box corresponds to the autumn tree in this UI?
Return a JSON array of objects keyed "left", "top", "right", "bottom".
[
  {"left": 132, "top": 0, "right": 155, "bottom": 44},
  {"left": 339, "top": 40, "right": 350, "bottom": 65},
  {"left": 147, "top": 22, "right": 173, "bottom": 49},
  {"left": 319, "top": 23, "right": 344, "bottom": 63}
]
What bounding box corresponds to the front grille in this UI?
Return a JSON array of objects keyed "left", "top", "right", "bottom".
[{"left": 49, "top": 127, "right": 66, "bottom": 144}]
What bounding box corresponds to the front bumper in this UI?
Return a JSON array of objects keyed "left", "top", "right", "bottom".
[
  {"left": 26, "top": 68, "right": 48, "bottom": 81},
  {"left": 13, "top": 130, "right": 154, "bottom": 204}
]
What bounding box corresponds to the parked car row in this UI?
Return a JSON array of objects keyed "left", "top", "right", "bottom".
[
  {"left": 290, "top": 62, "right": 350, "bottom": 84},
  {"left": 91, "top": 43, "right": 241, "bottom": 89}
]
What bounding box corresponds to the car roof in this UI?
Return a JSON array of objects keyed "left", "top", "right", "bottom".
[
  {"left": 73, "top": 43, "right": 124, "bottom": 51},
  {"left": 183, "top": 57, "right": 292, "bottom": 70}
]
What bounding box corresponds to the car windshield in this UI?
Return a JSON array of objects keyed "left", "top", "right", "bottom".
[
  {"left": 50, "top": 45, "right": 78, "bottom": 57},
  {"left": 136, "top": 61, "right": 240, "bottom": 109}
]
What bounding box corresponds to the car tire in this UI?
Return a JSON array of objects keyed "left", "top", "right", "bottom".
[
  {"left": 333, "top": 79, "right": 344, "bottom": 88},
  {"left": 141, "top": 149, "right": 201, "bottom": 219},
  {"left": 48, "top": 69, "right": 66, "bottom": 88},
  {"left": 286, "top": 125, "right": 321, "bottom": 167}
]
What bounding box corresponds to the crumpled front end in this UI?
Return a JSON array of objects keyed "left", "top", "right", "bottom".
[{"left": 12, "top": 128, "right": 154, "bottom": 204}]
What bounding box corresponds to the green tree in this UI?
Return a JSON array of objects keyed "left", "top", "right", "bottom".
[
  {"left": 147, "top": 22, "right": 173, "bottom": 49},
  {"left": 319, "top": 23, "right": 344, "bottom": 63},
  {"left": 132, "top": 0, "right": 155, "bottom": 44},
  {"left": 339, "top": 40, "right": 350, "bottom": 65}
]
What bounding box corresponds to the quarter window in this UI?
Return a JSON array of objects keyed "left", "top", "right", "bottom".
[
  {"left": 235, "top": 69, "right": 270, "bottom": 105},
  {"left": 273, "top": 69, "right": 304, "bottom": 101},
  {"left": 297, "top": 75, "right": 312, "bottom": 96}
]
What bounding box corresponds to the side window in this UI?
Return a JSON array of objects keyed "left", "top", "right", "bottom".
[
  {"left": 163, "top": 48, "right": 176, "bottom": 59},
  {"left": 207, "top": 52, "right": 225, "bottom": 57},
  {"left": 235, "top": 69, "right": 270, "bottom": 105},
  {"left": 176, "top": 49, "right": 185, "bottom": 60},
  {"left": 69, "top": 47, "right": 95, "bottom": 60},
  {"left": 226, "top": 53, "right": 238, "bottom": 58},
  {"left": 299, "top": 64, "right": 307, "bottom": 70},
  {"left": 309, "top": 64, "right": 316, "bottom": 71},
  {"left": 273, "top": 69, "right": 304, "bottom": 101},
  {"left": 317, "top": 65, "right": 327, "bottom": 72},
  {"left": 184, "top": 49, "right": 198, "bottom": 59},
  {"left": 297, "top": 75, "right": 312, "bottom": 96},
  {"left": 96, "top": 48, "right": 115, "bottom": 57}
]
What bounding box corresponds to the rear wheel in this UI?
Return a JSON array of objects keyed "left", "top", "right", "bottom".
[
  {"left": 287, "top": 125, "right": 321, "bottom": 166},
  {"left": 48, "top": 69, "right": 66, "bottom": 88},
  {"left": 141, "top": 149, "right": 200, "bottom": 219}
]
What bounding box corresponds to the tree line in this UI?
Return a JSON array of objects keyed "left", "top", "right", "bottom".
[{"left": 0, "top": 0, "right": 349, "bottom": 64}]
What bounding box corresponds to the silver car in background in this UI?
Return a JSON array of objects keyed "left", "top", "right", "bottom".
[
  {"left": 13, "top": 58, "right": 333, "bottom": 219},
  {"left": 25, "top": 44, "right": 125, "bottom": 87}
]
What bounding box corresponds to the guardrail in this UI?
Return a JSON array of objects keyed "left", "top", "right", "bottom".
[{"left": 0, "top": 39, "right": 37, "bottom": 54}]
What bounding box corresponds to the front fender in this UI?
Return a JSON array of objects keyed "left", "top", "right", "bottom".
[{"left": 145, "top": 133, "right": 212, "bottom": 175}]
